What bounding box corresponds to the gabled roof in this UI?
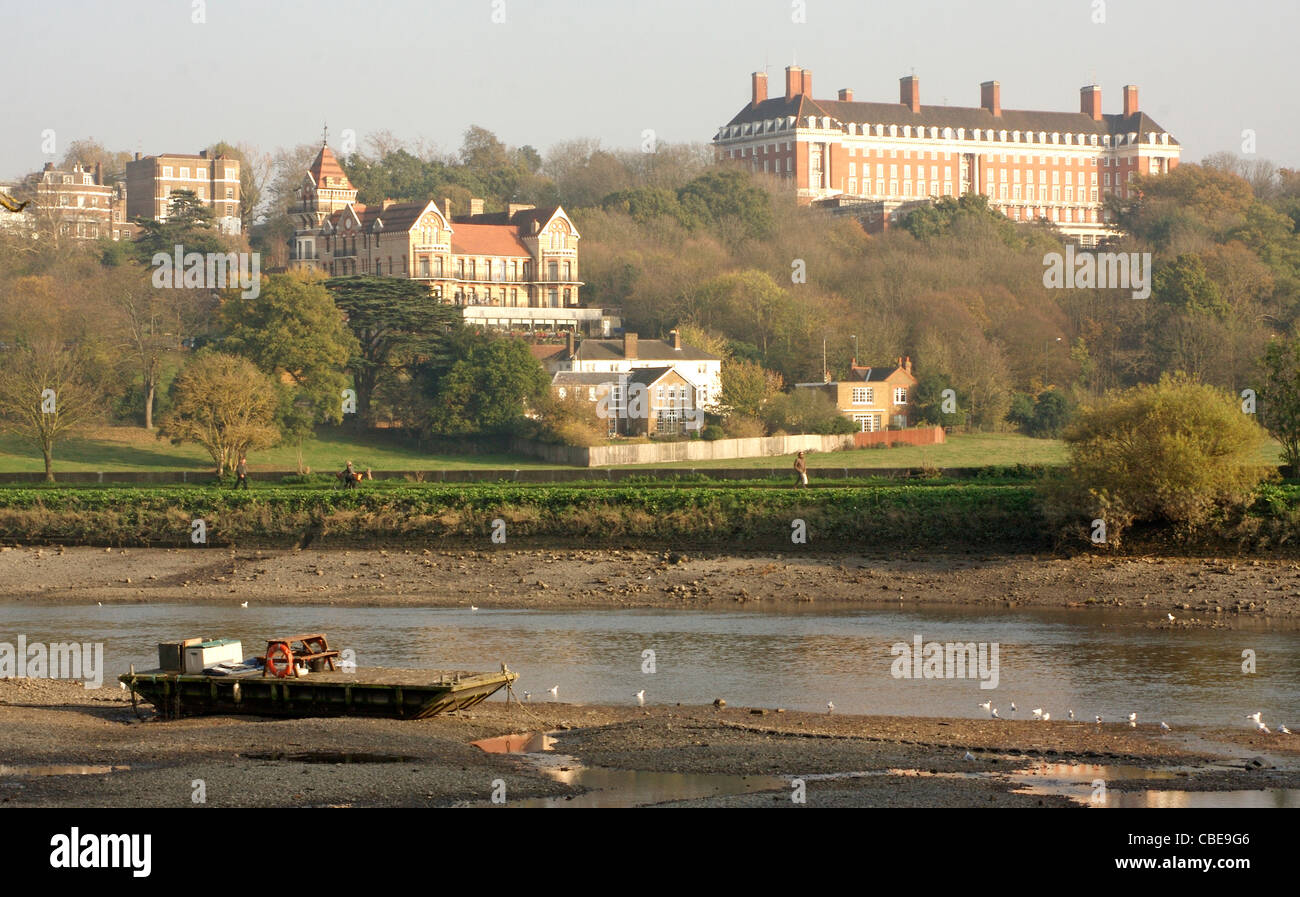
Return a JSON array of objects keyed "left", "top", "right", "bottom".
[
  {"left": 724, "top": 94, "right": 1177, "bottom": 145},
  {"left": 847, "top": 364, "right": 914, "bottom": 383},
  {"left": 575, "top": 338, "right": 719, "bottom": 363},
  {"left": 531, "top": 344, "right": 571, "bottom": 363},
  {"left": 626, "top": 366, "right": 684, "bottom": 387}
]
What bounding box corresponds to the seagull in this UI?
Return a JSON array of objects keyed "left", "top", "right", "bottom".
[
  {"left": 978, "top": 700, "right": 992, "bottom": 712},
  {"left": 1041, "top": 712, "right": 1050, "bottom": 721},
  {"left": 827, "top": 701, "right": 835, "bottom": 714},
  {"left": 1096, "top": 715, "right": 1103, "bottom": 724},
  {"left": 1257, "top": 722, "right": 1272, "bottom": 734},
  {"left": 990, "top": 708, "right": 1000, "bottom": 719},
  {"left": 1160, "top": 721, "right": 1171, "bottom": 732},
  {"left": 1128, "top": 712, "right": 1138, "bottom": 727},
  {"left": 1009, "top": 702, "right": 1017, "bottom": 714},
  {"left": 240, "top": 601, "right": 248, "bottom": 608},
  {"left": 1068, "top": 709, "right": 1075, "bottom": 721},
  {"left": 635, "top": 689, "right": 645, "bottom": 706},
  {"left": 548, "top": 685, "right": 559, "bottom": 699},
  {"left": 1167, "top": 613, "right": 1175, "bottom": 622},
  {"left": 1246, "top": 712, "right": 1262, "bottom": 724},
  {"left": 97, "top": 602, "right": 102, "bottom": 607},
  {"left": 1032, "top": 708, "right": 1043, "bottom": 720},
  {"left": 523, "top": 691, "right": 531, "bottom": 702},
  {"left": 470, "top": 605, "right": 478, "bottom": 612},
  {"left": 963, "top": 751, "right": 976, "bottom": 762},
  {"left": 1279, "top": 725, "right": 1292, "bottom": 735}
]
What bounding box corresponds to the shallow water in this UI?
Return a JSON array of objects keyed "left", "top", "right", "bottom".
[{"left": 2, "top": 602, "right": 1298, "bottom": 727}]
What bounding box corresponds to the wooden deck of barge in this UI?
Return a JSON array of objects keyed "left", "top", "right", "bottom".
[{"left": 121, "top": 667, "right": 518, "bottom": 720}]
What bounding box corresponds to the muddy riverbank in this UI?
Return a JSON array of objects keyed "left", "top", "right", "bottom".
[
  {"left": 1, "top": 679, "right": 1296, "bottom": 808},
  {"left": 3, "top": 546, "right": 1299, "bottom": 621}
]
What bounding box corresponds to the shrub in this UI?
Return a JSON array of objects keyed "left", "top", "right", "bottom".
[{"left": 1045, "top": 373, "right": 1272, "bottom": 543}]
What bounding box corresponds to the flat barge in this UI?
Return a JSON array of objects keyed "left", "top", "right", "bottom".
[{"left": 121, "top": 666, "right": 518, "bottom": 720}]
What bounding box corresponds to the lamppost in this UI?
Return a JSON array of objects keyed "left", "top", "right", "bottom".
[
  {"left": 851, "top": 334, "right": 858, "bottom": 366},
  {"left": 1044, "top": 337, "right": 1062, "bottom": 386}
]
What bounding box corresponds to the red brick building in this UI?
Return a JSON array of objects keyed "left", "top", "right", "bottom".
[
  {"left": 125, "top": 150, "right": 241, "bottom": 234},
  {"left": 714, "top": 67, "right": 1181, "bottom": 245}
]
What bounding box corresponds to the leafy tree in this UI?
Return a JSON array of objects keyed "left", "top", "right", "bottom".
[
  {"left": 219, "top": 274, "right": 358, "bottom": 464},
  {"left": 1050, "top": 373, "right": 1269, "bottom": 543},
  {"left": 324, "top": 275, "right": 460, "bottom": 425},
  {"left": 133, "top": 189, "right": 226, "bottom": 263},
  {"left": 1154, "top": 253, "right": 1228, "bottom": 318},
  {"left": 720, "top": 358, "right": 783, "bottom": 419},
  {"left": 676, "top": 168, "right": 772, "bottom": 239},
  {"left": 422, "top": 332, "right": 549, "bottom": 436},
  {"left": 1029, "top": 389, "right": 1072, "bottom": 438},
  {"left": 763, "top": 390, "right": 853, "bottom": 435},
  {"left": 912, "top": 370, "right": 967, "bottom": 427},
  {"left": 1258, "top": 336, "right": 1300, "bottom": 474},
  {"left": 0, "top": 338, "right": 99, "bottom": 481},
  {"left": 157, "top": 352, "right": 280, "bottom": 475}
]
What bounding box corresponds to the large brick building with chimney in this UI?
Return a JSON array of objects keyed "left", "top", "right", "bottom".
[
  {"left": 289, "top": 142, "right": 616, "bottom": 335},
  {"left": 714, "top": 66, "right": 1181, "bottom": 244},
  {"left": 15, "top": 162, "right": 133, "bottom": 242},
  {"left": 125, "top": 150, "right": 241, "bottom": 234}
]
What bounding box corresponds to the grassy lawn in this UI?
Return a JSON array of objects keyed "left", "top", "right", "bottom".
[{"left": 0, "top": 426, "right": 561, "bottom": 473}]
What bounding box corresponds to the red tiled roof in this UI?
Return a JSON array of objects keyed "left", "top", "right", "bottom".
[
  {"left": 451, "top": 223, "right": 532, "bottom": 257},
  {"left": 308, "top": 145, "right": 353, "bottom": 188}
]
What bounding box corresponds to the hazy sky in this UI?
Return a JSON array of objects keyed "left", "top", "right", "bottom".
[{"left": 3, "top": 0, "right": 1298, "bottom": 179}]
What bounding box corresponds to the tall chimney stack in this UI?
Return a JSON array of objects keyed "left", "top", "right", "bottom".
[
  {"left": 565, "top": 330, "right": 575, "bottom": 358},
  {"left": 785, "top": 65, "right": 802, "bottom": 101},
  {"left": 837, "top": 88, "right": 854, "bottom": 101},
  {"left": 443, "top": 196, "right": 452, "bottom": 218},
  {"left": 800, "top": 68, "right": 813, "bottom": 96},
  {"left": 1123, "top": 84, "right": 1139, "bottom": 117},
  {"left": 670, "top": 329, "right": 682, "bottom": 350},
  {"left": 1080, "top": 85, "right": 1103, "bottom": 121},
  {"left": 624, "top": 332, "right": 638, "bottom": 360},
  {"left": 980, "top": 81, "right": 1001, "bottom": 117},
  {"left": 751, "top": 71, "right": 767, "bottom": 107},
  {"left": 900, "top": 75, "right": 920, "bottom": 114}
]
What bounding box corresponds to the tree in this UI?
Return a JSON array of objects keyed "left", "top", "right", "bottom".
[
  {"left": 423, "top": 332, "right": 549, "bottom": 436},
  {"left": 209, "top": 140, "right": 272, "bottom": 233},
  {"left": 104, "top": 265, "right": 182, "bottom": 429},
  {"left": 1051, "top": 374, "right": 1269, "bottom": 543},
  {"left": 912, "top": 370, "right": 967, "bottom": 427},
  {"left": 219, "top": 273, "right": 358, "bottom": 466},
  {"left": 1258, "top": 336, "right": 1300, "bottom": 474},
  {"left": 324, "top": 275, "right": 460, "bottom": 425},
  {"left": 0, "top": 339, "right": 98, "bottom": 481},
  {"left": 157, "top": 352, "right": 280, "bottom": 475},
  {"left": 720, "top": 358, "right": 783, "bottom": 420}
]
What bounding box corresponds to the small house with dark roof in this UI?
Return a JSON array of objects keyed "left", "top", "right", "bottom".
[
  {"left": 552, "top": 365, "right": 700, "bottom": 437},
  {"left": 553, "top": 330, "right": 722, "bottom": 412},
  {"left": 796, "top": 356, "right": 918, "bottom": 432}
]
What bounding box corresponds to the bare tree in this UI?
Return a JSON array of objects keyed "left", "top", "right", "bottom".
[{"left": 0, "top": 338, "right": 98, "bottom": 481}]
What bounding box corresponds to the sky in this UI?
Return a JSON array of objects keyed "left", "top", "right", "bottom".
[{"left": 2, "top": 0, "right": 1298, "bottom": 179}]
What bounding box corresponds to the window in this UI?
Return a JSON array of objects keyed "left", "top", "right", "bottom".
[
  {"left": 162, "top": 167, "right": 173, "bottom": 178},
  {"left": 180, "top": 167, "right": 189, "bottom": 179},
  {"left": 853, "top": 414, "right": 880, "bottom": 433},
  {"left": 893, "top": 387, "right": 907, "bottom": 405},
  {"left": 851, "top": 387, "right": 873, "bottom": 404}
]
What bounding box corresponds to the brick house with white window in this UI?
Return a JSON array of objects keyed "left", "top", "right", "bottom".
[
  {"left": 797, "top": 356, "right": 917, "bottom": 432},
  {"left": 713, "top": 67, "right": 1180, "bottom": 245},
  {"left": 549, "top": 331, "right": 722, "bottom": 413}
]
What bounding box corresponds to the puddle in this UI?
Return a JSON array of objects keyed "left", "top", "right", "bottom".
[
  {"left": 1009, "top": 761, "right": 1300, "bottom": 808},
  {"left": 0, "top": 765, "right": 129, "bottom": 776},
  {"left": 472, "top": 732, "right": 557, "bottom": 753},
  {"left": 472, "top": 731, "right": 785, "bottom": 807},
  {"left": 241, "top": 752, "right": 419, "bottom": 764}
]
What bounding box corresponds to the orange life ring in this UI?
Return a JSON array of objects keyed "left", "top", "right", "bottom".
[{"left": 265, "top": 641, "right": 294, "bottom": 678}]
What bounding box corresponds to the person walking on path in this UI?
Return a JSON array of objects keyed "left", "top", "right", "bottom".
[
  {"left": 234, "top": 456, "right": 250, "bottom": 490},
  {"left": 793, "top": 451, "right": 809, "bottom": 488}
]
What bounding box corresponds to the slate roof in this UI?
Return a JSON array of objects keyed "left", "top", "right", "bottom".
[
  {"left": 575, "top": 339, "right": 719, "bottom": 363},
  {"left": 723, "top": 94, "right": 1177, "bottom": 144}
]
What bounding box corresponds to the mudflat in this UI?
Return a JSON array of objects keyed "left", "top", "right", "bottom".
[
  {"left": 1, "top": 679, "right": 1297, "bottom": 808},
  {"left": 2, "top": 546, "right": 1298, "bottom": 620}
]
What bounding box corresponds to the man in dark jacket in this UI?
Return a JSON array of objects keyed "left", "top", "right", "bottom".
[{"left": 235, "top": 456, "right": 249, "bottom": 490}]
